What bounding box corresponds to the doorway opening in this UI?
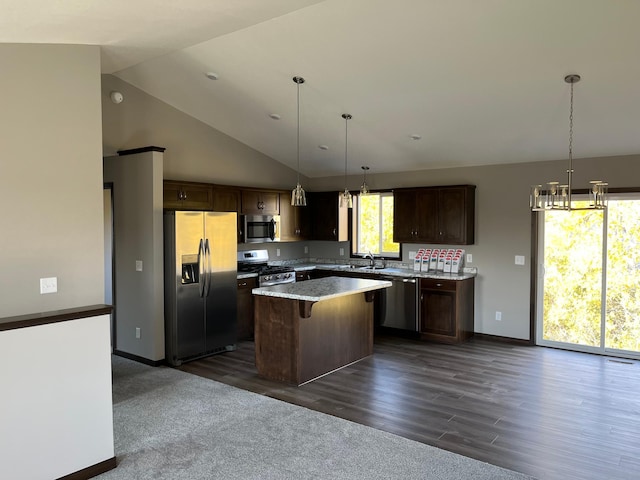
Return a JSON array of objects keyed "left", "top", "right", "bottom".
[
  {"left": 536, "top": 194, "right": 640, "bottom": 358},
  {"left": 104, "top": 183, "right": 115, "bottom": 350}
]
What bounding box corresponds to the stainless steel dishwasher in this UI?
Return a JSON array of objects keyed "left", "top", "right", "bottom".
[{"left": 379, "top": 275, "right": 418, "bottom": 331}]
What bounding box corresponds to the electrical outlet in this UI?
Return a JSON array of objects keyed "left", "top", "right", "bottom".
[
  {"left": 276, "top": 248, "right": 281, "bottom": 257},
  {"left": 40, "top": 277, "right": 57, "bottom": 294},
  {"left": 466, "top": 254, "right": 473, "bottom": 263},
  {"left": 409, "top": 251, "right": 417, "bottom": 259},
  {"left": 304, "top": 246, "right": 309, "bottom": 254},
  {"left": 515, "top": 255, "right": 525, "bottom": 266},
  {"left": 135, "top": 260, "right": 143, "bottom": 271},
  {"left": 339, "top": 248, "right": 344, "bottom": 256},
  {"left": 135, "top": 327, "right": 141, "bottom": 339},
  {"left": 495, "top": 311, "right": 502, "bottom": 321}
]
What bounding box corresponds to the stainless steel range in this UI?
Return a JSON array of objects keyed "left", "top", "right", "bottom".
[{"left": 237, "top": 249, "right": 296, "bottom": 287}]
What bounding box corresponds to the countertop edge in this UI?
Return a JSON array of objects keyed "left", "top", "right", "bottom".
[
  {"left": 252, "top": 277, "right": 392, "bottom": 302},
  {"left": 0, "top": 304, "right": 113, "bottom": 332}
]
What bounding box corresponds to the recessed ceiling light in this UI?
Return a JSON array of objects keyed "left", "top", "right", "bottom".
[
  {"left": 205, "top": 72, "right": 219, "bottom": 80},
  {"left": 269, "top": 113, "right": 281, "bottom": 120},
  {"left": 410, "top": 134, "right": 422, "bottom": 140},
  {"left": 318, "top": 145, "right": 329, "bottom": 151}
]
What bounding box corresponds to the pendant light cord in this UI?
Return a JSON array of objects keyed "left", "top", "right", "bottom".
[
  {"left": 296, "top": 79, "right": 301, "bottom": 185},
  {"left": 567, "top": 75, "right": 576, "bottom": 205},
  {"left": 344, "top": 115, "right": 348, "bottom": 189}
]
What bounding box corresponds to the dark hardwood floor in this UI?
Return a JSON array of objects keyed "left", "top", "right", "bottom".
[{"left": 179, "top": 335, "right": 640, "bottom": 480}]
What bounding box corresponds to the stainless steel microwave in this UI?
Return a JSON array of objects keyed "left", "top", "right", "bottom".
[{"left": 242, "top": 215, "right": 280, "bottom": 243}]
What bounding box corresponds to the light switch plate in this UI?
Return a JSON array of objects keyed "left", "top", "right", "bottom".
[
  {"left": 136, "top": 260, "right": 143, "bottom": 271},
  {"left": 276, "top": 248, "right": 281, "bottom": 257},
  {"left": 40, "top": 277, "right": 57, "bottom": 294},
  {"left": 466, "top": 254, "right": 473, "bottom": 263},
  {"left": 304, "top": 246, "right": 309, "bottom": 254},
  {"left": 515, "top": 255, "right": 525, "bottom": 266},
  {"left": 339, "top": 248, "right": 344, "bottom": 256},
  {"left": 409, "top": 251, "right": 416, "bottom": 259}
]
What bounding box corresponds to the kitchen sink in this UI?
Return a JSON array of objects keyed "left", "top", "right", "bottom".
[{"left": 356, "top": 266, "right": 412, "bottom": 276}]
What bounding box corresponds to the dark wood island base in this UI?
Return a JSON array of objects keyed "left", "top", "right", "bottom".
[{"left": 252, "top": 277, "right": 390, "bottom": 385}]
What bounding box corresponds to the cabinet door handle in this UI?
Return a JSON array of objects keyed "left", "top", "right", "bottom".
[
  {"left": 420, "top": 293, "right": 424, "bottom": 302},
  {"left": 333, "top": 228, "right": 337, "bottom": 236},
  {"left": 436, "top": 283, "right": 442, "bottom": 287},
  {"left": 239, "top": 282, "right": 247, "bottom": 287}
]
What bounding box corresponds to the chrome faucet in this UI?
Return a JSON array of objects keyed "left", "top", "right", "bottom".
[{"left": 366, "top": 251, "right": 375, "bottom": 268}]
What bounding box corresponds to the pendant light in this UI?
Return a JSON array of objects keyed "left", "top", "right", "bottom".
[
  {"left": 340, "top": 113, "right": 353, "bottom": 208},
  {"left": 530, "top": 74, "right": 607, "bottom": 211},
  {"left": 360, "top": 166, "right": 370, "bottom": 195},
  {"left": 291, "top": 76, "right": 307, "bottom": 207}
]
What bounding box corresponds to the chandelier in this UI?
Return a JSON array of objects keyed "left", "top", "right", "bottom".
[{"left": 530, "top": 74, "right": 607, "bottom": 211}]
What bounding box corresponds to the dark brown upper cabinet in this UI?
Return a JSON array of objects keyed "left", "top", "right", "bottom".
[
  {"left": 163, "top": 180, "right": 213, "bottom": 211},
  {"left": 241, "top": 189, "right": 280, "bottom": 215},
  {"left": 308, "top": 191, "right": 349, "bottom": 241},
  {"left": 393, "top": 185, "right": 475, "bottom": 245},
  {"left": 279, "top": 192, "right": 312, "bottom": 241},
  {"left": 212, "top": 186, "right": 241, "bottom": 213}
]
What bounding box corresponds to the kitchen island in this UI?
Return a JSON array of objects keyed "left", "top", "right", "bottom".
[{"left": 252, "top": 276, "right": 391, "bottom": 385}]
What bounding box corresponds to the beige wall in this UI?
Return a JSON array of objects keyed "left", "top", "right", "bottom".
[
  {"left": 102, "top": 74, "right": 305, "bottom": 189},
  {"left": 311, "top": 154, "right": 640, "bottom": 339},
  {"left": 104, "top": 151, "right": 165, "bottom": 361},
  {"left": 0, "top": 44, "right": 104, "bottom": 317}
]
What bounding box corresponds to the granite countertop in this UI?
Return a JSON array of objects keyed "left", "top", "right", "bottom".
[
  {"left": 292, "top": 263, "right": 475, "bottom": 281},
  {"left": 252, "top": 276, "right": 392, "bottom": 302},
  {"left": 238, "top": 262, "right": 476, "bottom": 281}
]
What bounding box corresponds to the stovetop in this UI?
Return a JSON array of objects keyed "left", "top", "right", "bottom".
[
  {"left": 237, "top": 249, "right": 294, "bottom": 275},
  {"left": 237, "top": 263, "right": 294, "bottom": 275}
]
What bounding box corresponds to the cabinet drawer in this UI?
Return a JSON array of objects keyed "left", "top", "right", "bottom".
[
  {"left": 237, "top": 277, "right": 257, "bottom": 289},
  {"left": 420, "top": 279, "right": 457, "bottom": 291}
]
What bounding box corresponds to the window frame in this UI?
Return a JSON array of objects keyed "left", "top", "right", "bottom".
[{"left": 350, "top": 190, "right": 402, "bottom": 259}]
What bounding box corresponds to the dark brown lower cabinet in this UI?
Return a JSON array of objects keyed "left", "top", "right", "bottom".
[
  {"left": 419, "top": 277, "right": 474, "bottom": 343},
  {"left": 295, "top": 271, "right": 312, "bottom": 282},
  {"left": 237, "top": 277, "right": 257, "bottom": 340}
]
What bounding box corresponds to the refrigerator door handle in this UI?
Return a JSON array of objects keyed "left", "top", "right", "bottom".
[
  {"left": 204, "top": 238, "right": 212, "bottom": 297},
  {"left": 198, "top": 238, "right": 206, "bottom": 297},
  {"left": 269, "top": 219, "right": 276, "bottom": 241}
]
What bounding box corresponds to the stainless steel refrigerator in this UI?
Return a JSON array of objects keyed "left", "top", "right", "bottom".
[{"left": 164, "top": 211, "right": 237, "bottom": 366}]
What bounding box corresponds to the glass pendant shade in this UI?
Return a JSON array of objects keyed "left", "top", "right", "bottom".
[
  {"left": 340, "top": 189, "right": 353, "bottom": 208},
  {"left": 291, "top": 182, "right": 307, "bottom": 206},
  {"left": 530, "top": 74, "right": 607, "bottom": 212}
]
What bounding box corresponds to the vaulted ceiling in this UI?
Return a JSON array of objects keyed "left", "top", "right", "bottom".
[{"left": 4, "top": 0, "right": 640, "bottom": 177}]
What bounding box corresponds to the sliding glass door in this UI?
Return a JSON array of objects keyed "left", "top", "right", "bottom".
[
  {"left": 537, "top": 195, "right": 640, "bottom": 358},
  {"left": 604, "top": 198, "right": 640, "bottom": 354}
]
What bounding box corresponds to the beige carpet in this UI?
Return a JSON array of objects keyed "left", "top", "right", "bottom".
[{"left": 96, "top": 356, "right": 536, "bottom": 480}]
